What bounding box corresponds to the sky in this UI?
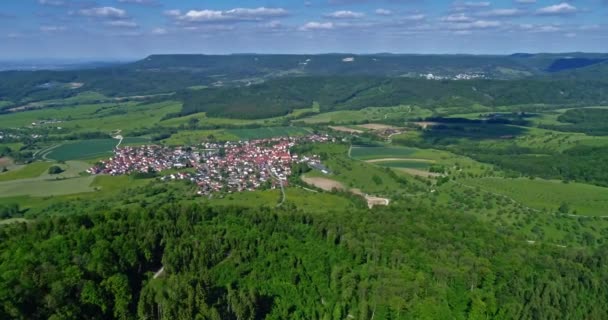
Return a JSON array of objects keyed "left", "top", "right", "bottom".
[{"left": 0, "top": 0, "right": 607, "bottom": 59}]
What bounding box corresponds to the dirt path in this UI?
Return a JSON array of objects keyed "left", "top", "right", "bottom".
[
  {"left": 153, "top": 266, "right": 165, "bottom": 279},
  {"left": 114, "top": 135, "right": 124, "bottom": 148}
]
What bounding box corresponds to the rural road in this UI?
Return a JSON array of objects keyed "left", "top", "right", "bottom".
[
  {"left": 268, "top": 169, "right": 286, "bottom": 207},
  {"left": 114, "top": 135, "right": 124, "bottom": 148}
]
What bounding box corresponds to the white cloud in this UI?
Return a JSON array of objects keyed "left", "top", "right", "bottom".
[
  {"left": 106, "top": 20, "right": 138, "bottom": 28},
  {"left": 40, "top": 25, "right": 66, "bottom": 32},
  {"left": 176, "top": 7, "right": 288, "bottom": 23},
  {"left": 478, "top": 9, "right": 525, "bottom": 17},
  {"left": 375, "top": 9, "right": 392, "bottom": 16},
  {"left": 300, "top": 21, "right": 334, "bottom": 31},
  {"left": 403, "top": 14, "right": 426, "bottom": 21},
  {"left": 118, "top": 0, "right": 158, "bottom": 5},
  {"left": 325, "top": 10, "right": 365, "bottom": 19},
  {"left": 462, "top": 1, "right": 491, "bottom": 8},
  {"left": 451, "top": 20, "right": 502, "bottom": 30},
  {"left": 151, "top": 27, "right": 168, "bottom": 35},
  {"left": 38, "top": 0, "right": 65, "bottom": 6},
  {"left": 164, "top": 10, "right": 181, "bottom": 17},
  {"left": 78, "top": 7, "right": 128, "bottom": 19},
  {"left": 536, "top": 3, "right": 577, "bottom": 15},
  {"left": 442, "top": 13, "right": 473, "bottom": 22}
]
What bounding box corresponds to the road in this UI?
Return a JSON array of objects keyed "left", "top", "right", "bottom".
[{"left": 268, "top": 169, "right": 286, "bottom": 207}]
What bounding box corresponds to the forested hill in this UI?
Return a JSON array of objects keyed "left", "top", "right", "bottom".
[
  {"left": 130, "top": 53, "right": 608, "bottom": 78},
  {"left": 177, "top": 77, "right": 608, "bottom": 119},
  {"left": 2, "top": 202, "right": 608, "bottom": 319},
  {"left": 2, "top": 52, "right": 608, "bottom": 109}
]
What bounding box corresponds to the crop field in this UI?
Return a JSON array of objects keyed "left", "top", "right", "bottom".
[
  {"left": 459, "top": 177, "right": 608, "bottom": 216},
  {"left": 227, "top": 126, "right": 310, "bottom": 140},
  {"left": 44, "top": 137, "right": 149, "bottom": 161},
  {"left": 350, "top": 146, "right": 419, "bottom": 160}
]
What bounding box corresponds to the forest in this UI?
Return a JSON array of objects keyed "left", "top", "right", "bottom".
[
  {"left": 177, "top": 77, "right": 608, "bottom": 119},
  {"left": 2, "top": 199, "right": 608, "bottom": 320}
]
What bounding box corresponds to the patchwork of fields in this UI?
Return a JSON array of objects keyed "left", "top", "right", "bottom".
[
  {"left": 227, "top": 126, "right": 311, "bottom": 140},
  {"left": 43, "top": 137, "right": 149, "bottom": 161},
  {"left": 459, "top": 177, "right": 608, "bottom": 217}
]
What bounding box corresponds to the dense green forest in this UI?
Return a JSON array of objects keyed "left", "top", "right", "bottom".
[
  {"left": 2, "top": 200, "right": 608, "bottom": 319},
  {"left": 177, "top": 77, "right": 608, "bottom": 119},
  {"left": 539, "top": 108, "right": 608, "bottom": 135}
]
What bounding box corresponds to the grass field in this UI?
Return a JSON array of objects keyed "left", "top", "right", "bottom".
[
  {"left": 298, "top": 105, "right": 432, "bottom": 124},
  {"left": 350, "top": 146, "right": 419, "bottom": 160},
  {"left": 44, "top": 137, "right": 149, "bottom": 161},
  {"left": 370, "top": 160, "right": 431, "bottom": 170},
  {"left": 0, "top": 176, "right": 96, "bottom": 198},
  {"left": 459, "top": 177, "right": 608, "bottom": 216},
  {"left": 226, "top": 126, "right": 310, "bottom": 140},
  {"left": 209, "top": 188, "right": 356, "bottom": 211},
  {"left": 0, "top": 162, "right": 51, "bottom": 182},
  {"left": 162, "top": 130, "right": 239, "bottom": 145}
]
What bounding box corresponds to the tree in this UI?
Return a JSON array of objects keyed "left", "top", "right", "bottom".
[{"left": 48, "top": 165, "right": 64, "bottom": 175}]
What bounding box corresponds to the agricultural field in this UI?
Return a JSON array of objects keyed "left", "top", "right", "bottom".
[
  {"left": 226, "top": 126, "right": 311, "bottom": 140},
  {"left": 42, "top": 137, "right": 149, "bottom": 161},
  {"left": 459, "top": 177, "right": 608, "bottom": 217}
]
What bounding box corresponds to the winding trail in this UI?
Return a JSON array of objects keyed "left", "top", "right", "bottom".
[{"left": 114, "top": 135, "right": 124, "bottom": 149}]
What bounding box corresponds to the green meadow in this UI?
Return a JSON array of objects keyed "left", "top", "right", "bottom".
[{"left": 459, "top": 177, "right": 608, "bottom": 217}]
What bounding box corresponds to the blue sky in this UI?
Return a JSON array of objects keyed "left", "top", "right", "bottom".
[{"left": 0, "top": 0, "right": 607, "bottom": 59}]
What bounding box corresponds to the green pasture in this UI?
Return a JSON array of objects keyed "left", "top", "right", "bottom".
[
  {"left": 298, "top": 105, "right": 431, "bottom": 124},
  {"left": 0, "top": 176, "right": 96, "bottom": 198},
  {"left": 371, "top": 160, "right": 431, "bottom": 170},
  {"left": 227, "top": 126, "right": 310, "bottom": 140},
  {"left": 0, "top": 162, "right": 51, "bottom": 182},
  {"left": 209, "top": 188, "right": 355, "bottom": 211},
  {"left": 43, "top": 137, "right": 148, "bottom": 161},
  {"left": 350, "top": 146, "right": 419, "bottom": 160},
  {"left": 459, "top": 177, "right": 608, "bottom": 217},
  {"left": 162, "top": 130, "right": 239, "bottom": 145}
]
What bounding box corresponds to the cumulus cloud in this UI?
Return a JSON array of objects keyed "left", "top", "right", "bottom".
[
  {"left": 38, "top": 0, "right": 66, "bottom": 6},
  {"left": 375, "top": 9, "right": 392, "bottom": 16},
  {"left": 442, "top": 13, "right": 473, "bottom": 23},
  {"left": 117, "top": 0, "right": 158, "bottom": 5},
  {"left": 536, "top": 3, "right": 577, "bottom": 15},
  {"left": 105, "top": 20, "right": 138, "bottom": 28},
  {"left": 174, "top": 7, "right": 289, "bottom": 23},
  {"left": 324, "top": 10, "right": 365, "bottom": 19},
  {"left": 78, "top": 7, "right": 128, "bottom": 19},
  {"left": 450, "top": 20, "right": 502, "bottom": 30},
  {"left": 40, "top": 25, "right": 67, "bottom": 32},
  {"left": 300, "top": 21, "right": 334, "bottom": 31},
  {"left": 477, "top": 9, "right": 526, "bottom": 18},
  {"left": 151, "top": 27, "right": 168, "bottom": 35}
]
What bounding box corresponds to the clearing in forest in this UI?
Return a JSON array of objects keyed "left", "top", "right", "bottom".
[
  {"left": 302, "top": 176, "right": 389, "bottom": 208},
  {"left": 329, "top": 126, "right": 364, "bottom": 134}
]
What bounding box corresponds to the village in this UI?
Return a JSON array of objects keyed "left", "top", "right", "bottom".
[{"left": 88, "top": 134, "right": 333, "bottom": 195}]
